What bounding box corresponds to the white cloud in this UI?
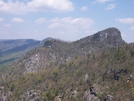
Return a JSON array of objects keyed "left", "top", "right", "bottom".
[
  {"left": 80, "top": 6, "right": 88, "bottom": 11},
  {"left": 47, "top": 17, "right": 94, "bottom": 41},
  {"left": 0, "top": 17, "right": 4, "bottom": 22},
  {"left": 130, "top": 26, "right": 134, "bottom": 31},
  {"left": 106, "top": 3, "right": 116, "bottom": 10},
  {"left": 48, "top": 17, "right": 94, "bottom": 30},
  {"left": 116, "top": 18, "right": 134, "bottom": 24},
  {"left": 35, "top": 18, "right": 46, "bottom": 24},
  {"left": 0, "top": 0, "right": 74, "bottom": 14},
  {"left": 4, "top": 24, "right": 11, "bottom": 27},
  {"left": 11, "top": 17, "right": 24, "bottom": 23},
  {"left": 48, "top": 23, "right": 61, "bottom": 29},
  {"left": 0, "top": 17, "right": 95, "bottom": 41},
  {"left": 92, "top": 0, "right": 112, "bottom": 3}
]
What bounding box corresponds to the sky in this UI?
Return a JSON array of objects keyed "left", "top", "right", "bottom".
[{"left": 0, "top": 0, "right": 134, "bottom": 43}]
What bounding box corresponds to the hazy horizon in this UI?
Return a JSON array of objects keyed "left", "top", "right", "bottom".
[{"left": 0, "top": 0, "right": 134, "bottom": 43}]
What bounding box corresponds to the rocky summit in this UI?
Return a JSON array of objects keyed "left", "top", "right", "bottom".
[
  {"left": 8, "top": 27, "right": 125, "bottom": 74},
  {"left": 1, "top": 27, "right": 134, "bottom": 101}
]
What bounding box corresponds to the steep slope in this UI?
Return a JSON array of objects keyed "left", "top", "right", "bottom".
[
  {"left": 72, "top": 27, "right": 125, "bottom": 53},
  {"left": 1, "top": 43, "right": 134, "bottom": 101},
  {"left": 0, "top": 27, "right": 131, "bottom": 101},
  {"left": 11, "top": 27, "right": 125, "bottom": 74}
]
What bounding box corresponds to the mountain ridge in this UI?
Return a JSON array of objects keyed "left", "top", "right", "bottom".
[
  {"left": 8, "top": 27, "right": 126, "bottom": 74},
  {"left": 1, "top": 27, "right": 134, "bottom": 101}
]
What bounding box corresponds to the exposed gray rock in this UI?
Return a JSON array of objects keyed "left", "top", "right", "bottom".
[
  {"left": 104, "top": 94, "right": 114, "bottom": 101},
  {"left": 84, "top": 74, "right": 89, "bottom": 82},
  {"left": 0, "top": 87, "right": 7, "bottom": 101},
  {"left": 0, "top": 87, "right": 4, "bottom": 91},
  {"left": 54, "top": 96, "right": 62, "bottom": 101},
  {"left": 24, "top": 53, "right": 40, "bottom": 73},
  {"left": 83, "top": 90, "right": 100, "bottom": 101},
  {"left": 20, "top": 90, "right": 41, "bottom": 101},
  {"left": 91, "top": 27, "right": 125, "bottom": 46},
  {"left": 71, "top": 90, "right": 78, "bottom": 98}
]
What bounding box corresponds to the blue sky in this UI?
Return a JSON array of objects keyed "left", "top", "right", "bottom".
[{"left": 0, "top": 0, "right": 134, "bottom": 43}]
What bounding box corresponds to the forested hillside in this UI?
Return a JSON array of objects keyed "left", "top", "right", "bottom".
[{"left": 0, "top": 28, "right": 134, "bottom": 101}]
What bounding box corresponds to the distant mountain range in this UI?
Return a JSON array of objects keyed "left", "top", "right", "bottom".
[
  {"left": 1, "top": 27, "right": 134, "bottom": 101},
  {"left": 0, "top": 27, "right": 125, "bottom": 67},
  {"left": 0, "top": 38, "right": 56, "bottom": 66}
]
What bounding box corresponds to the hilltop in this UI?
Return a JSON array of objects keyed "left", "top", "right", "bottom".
[
  {"left": 10, "top": 27, "right": 125, "bottom": 74},
  {"left": 1, "top": 27, "right": 134, "bottom": 101}
]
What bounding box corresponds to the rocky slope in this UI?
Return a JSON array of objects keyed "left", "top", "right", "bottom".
[
  {"left": 1, "top": 27, "right": 133, "bottom": 101},
  {"left": 13, "top": 27, "right": 125, "bottom": 74}
]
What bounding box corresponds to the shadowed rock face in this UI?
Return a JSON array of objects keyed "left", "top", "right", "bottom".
[
  {"left": 73, "top": 27, "right": 124, "bottom": 45},
  {"left": 90, "top": 27, "right": 124, "bottom": 45}
]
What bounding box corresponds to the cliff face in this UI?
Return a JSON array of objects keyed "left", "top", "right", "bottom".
[{"left": 91, "top": 27, "right": 124, "bottom": 44}]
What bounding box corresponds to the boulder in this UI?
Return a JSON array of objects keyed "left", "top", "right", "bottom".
[
  {"left": 83, "top": 90, "right": 100, "bottom": 101},
  {"left": 54, "top": 96, "right": 61, "bottom": 101}
]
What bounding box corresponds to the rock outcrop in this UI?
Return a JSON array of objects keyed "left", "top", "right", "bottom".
[
  {"left": 12, "top": 27, "right": 126, "bottom": 74},
  {"left": 83, "top": 89, "right": 100, "bottom": 101}
]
